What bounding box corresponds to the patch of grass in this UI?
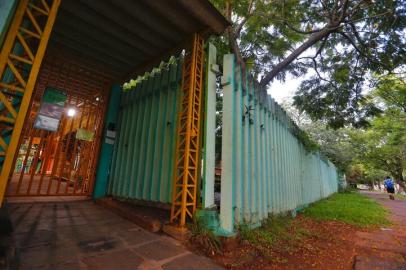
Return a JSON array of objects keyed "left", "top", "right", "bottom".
[
  {"left": 395, "top": 194, "right": 406, "bottom": 200},
  {"left": 189, "top": 216, "right": 222, "bottom": 256},
  {"left": 239, "top": 215, "right": 307, "bottom": 251},
  {"left": 239, "top": 216, "right": 287, "bottom": 246},
  {"left": 339, "top": 186, "right": 357, "bottom": 193},
  {"left": 302, "top": 192, "right": 390, "bottom": 227}
]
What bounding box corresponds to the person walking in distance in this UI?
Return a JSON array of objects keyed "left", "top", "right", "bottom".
[{"left": 384, "top": 176, "right": 395, "bottom": 200}]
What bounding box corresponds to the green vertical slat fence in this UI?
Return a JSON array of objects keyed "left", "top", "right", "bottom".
[
  {"left": 220, "top": 54, "right": 339, "bottom": 233},
  {"left": 107, "top": 60, "right": 182, "bottom": 203}
]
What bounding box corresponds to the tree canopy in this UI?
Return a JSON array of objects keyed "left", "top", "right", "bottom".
[
  {"left": 282, "top": 75, "right": 406, "bottom": 187},
  {"left": 210, "top": 0, "right": 406, "bottom": 128},
  {"left": 350, "top": 77, "right": 406, "bottom": 183}
]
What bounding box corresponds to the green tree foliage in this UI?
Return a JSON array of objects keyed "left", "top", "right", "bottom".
[
  {"left": 210, "top": 0, "right": 406, "bottom": 128},
  {"left": 283, "top": 74, "right": 406, "bottom": 186},
  {"left": 333, "top": 75, "right": 405, "bottom": 186},
  {"left": 350, "top": 109, "right": 406, "bottom": 184},
  {"left": 375, "top": 75, "right": 406, "bottom": 112},
  {"left": 215, "top": 78, "right": 223, "bottom": 160},
  {"left": 347, "top": 162, "right": 392, "bottom": 186},
  {"left": 281, "top": 99, "right": 353, "bottom": 171},
  {"left": 305, "top": 123, "right": 353, "bottom": 172}
]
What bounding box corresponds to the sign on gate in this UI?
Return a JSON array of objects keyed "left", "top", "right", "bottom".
[
  {"left": 76, "top": 128, "right": 94, "bottom": 141},
  {"left": 34, "top": 88, "right": 67, "bottom": 131}
]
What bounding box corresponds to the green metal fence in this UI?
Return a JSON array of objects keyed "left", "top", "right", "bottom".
[
  {"left": 106, "top": 52, "right": 339, "bottom": 233},
  {"left": 219, "top": 54, "right": 339, "bottom": 233},
  {"left": 107, "top": 60, "right": 182, "bottom": 204}
]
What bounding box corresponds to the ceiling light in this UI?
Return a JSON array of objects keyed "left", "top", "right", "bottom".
[{"left": 67, "top": 108, "right": 76, "bottom": 117}]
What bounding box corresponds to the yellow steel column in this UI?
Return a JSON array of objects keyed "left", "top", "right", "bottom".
[
  {"left": 0, "top": 0, "right": 61, "bottom": 204},
  {"left": 170, "top": 34, "right": 205, "bottom": 227}
]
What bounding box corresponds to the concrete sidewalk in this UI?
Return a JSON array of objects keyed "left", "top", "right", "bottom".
[
  {"left": 354, "top": 192, "right": 406, "bottom": 270},
  {"left": 9, "top": 200, "right": 223, "bottom": 270}
]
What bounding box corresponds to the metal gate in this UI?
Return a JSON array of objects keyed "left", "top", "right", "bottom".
[{"left": 6, "top": 52, "right": 110, "bottom": 196}]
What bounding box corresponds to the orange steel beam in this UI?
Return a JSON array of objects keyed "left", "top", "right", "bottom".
[
  {"left": 170, "top": 34, "right": 205, "bottom": 227},
  {"left": 0, "top": 0, "right": 61, "bottom": 204}
]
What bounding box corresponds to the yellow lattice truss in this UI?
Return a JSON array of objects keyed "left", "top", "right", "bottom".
[
  {"left": 0, "top": 0, "right": 60, "bottom": 204},
  {"left": 170, "top": 34, "right": 205, "bottom": 227}
]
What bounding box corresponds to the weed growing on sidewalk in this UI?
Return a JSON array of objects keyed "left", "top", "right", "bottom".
[{"left": 189, "top": 216, "right": 222, "bottom": 256}]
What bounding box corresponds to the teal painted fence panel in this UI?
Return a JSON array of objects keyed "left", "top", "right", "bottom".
[
  {"left": 107, "top": 60, "right": 182, "bottom": 203},
  {"left": 220, "top": 54, "right": 339, "bottom": 233},
  {"left": 0, "top": 0, "right": 18, "bottom": 47},
  {"left": 93, "top": 84, "right": 122, "bottom": 199}
]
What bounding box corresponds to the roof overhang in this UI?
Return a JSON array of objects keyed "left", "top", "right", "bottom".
[{"left": 48, "top": 0, "right": 230, "bottom": 81}]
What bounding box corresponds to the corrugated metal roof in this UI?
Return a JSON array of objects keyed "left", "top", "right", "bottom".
[{"left": 48, "top": 0, "right": 229, "bottom": 80}]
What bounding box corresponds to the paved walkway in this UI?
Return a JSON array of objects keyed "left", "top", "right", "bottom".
[
  {"left": 9, "top": 200, "right": 223, "bottom": 270},
  {"left": 354, "top": 192, "right": 406, "bottom": 270}
]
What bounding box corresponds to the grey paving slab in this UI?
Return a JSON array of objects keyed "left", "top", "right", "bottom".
[
  {"left": 56, "top": 216, "right": 88, "bottom": 226},
  {"left": 82, "top": 249, "right": 144, "bottom": 270},
  {"left": 133, "top": 238, "right": 186, "bottom": 261},
  {"left": 162, "top": 253, "right": 224, "bottom": 270},
  {"left": 116, "top": 226, "right": 160, "bottom": 246},
  {"left": 14, "top": 230, "right": 57, "bottom": 249},
  {"left": 10, "top": 200, "right": 224, "bottom": 270},
  {"left": 19, "top": 244, "right": 78, "bottom": 269}
]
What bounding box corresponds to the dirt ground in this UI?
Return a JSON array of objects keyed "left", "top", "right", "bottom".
[
  {"left": 213, "top": 216, "right": 362, "bottom": 270},
  {"left": 201, "top": 192, "right": 406, "bottom": 270}
]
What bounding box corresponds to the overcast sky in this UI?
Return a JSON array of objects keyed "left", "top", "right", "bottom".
[
  {"left": 267, "top": 75, "right": 303, "bottom": 104},
  {"left": 266, "top": 48, "right": 318, "bottom": 104}
]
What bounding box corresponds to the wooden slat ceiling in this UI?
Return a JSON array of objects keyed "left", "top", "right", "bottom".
[{"left": 48, "top": 0, "right": 229, "bottom": 81}]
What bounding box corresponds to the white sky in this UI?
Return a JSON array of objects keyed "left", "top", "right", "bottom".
[
  {"left": 267, "top": 49, "right": 315, "bottom": 103},
  {"left": 267, "top": 75, "right": 303, "bottom": 103}
]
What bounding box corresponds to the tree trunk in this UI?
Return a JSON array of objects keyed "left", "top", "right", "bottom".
[
  {"left": 260, "top": 27, "right": 332, "bottom": 87},
  {"left": 226, "top": 0, "right": 247, "bottom": 91}
]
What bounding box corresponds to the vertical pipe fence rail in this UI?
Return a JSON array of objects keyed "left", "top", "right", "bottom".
[{"left": 220, "top": 54, "right": 339, "bottom": 233}]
